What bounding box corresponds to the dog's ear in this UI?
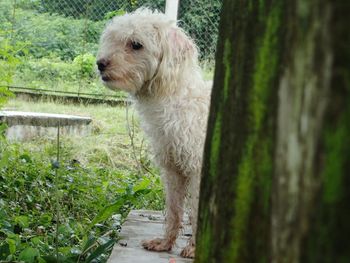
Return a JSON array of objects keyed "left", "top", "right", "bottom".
[
  {"left": 168, "top": 27, "right": 197, "bottom": 63},
  {"left": 146, "top": 25, "right": 198, "bottom": 97}
]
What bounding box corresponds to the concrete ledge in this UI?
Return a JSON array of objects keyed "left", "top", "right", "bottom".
[
  {"left": 0, "top": 111, "right": 92, "bottom": 126},
  {"left": 0, "top": 111, "right": 92, "bottom": 141},
  {"left": 108, "top": 210, "right": 193, "bottom": 263}
]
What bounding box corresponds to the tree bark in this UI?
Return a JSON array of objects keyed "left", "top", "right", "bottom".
[{"left": 195, "top": 0, "right": 350, "bottom": 262}]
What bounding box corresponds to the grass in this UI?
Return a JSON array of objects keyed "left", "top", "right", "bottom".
[
  {"left": 9, "top": 57, "right": 214, "bottom": 96},
  {"left": 5, "top": 98, "right": 143, "bottom": 171},
  {"left": 11, "top": 57, "right": 118, "bottom": 97},
  {"left": 0, "top": 97, "right": 163, "bottom": 262}
]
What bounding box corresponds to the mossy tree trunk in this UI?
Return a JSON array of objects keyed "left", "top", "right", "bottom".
[{"left": 195, "top": 0, "right": 350, "bottom": 262}]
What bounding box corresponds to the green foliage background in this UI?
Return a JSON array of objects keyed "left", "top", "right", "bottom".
[
  {"left": 0, "top": 137, "right": 162, "bottom": 262},
  {"left": 0, "top": 30, "right": 22, "bottom": 107},
  {"left": 0, "top": 0, "right": 220, "bottom": 95},
  {"left": 0, "top": 0, "right": 221, "bottom": 261},
  {"left": 0, "top": 97, "right": 164, "bottom": 262}
]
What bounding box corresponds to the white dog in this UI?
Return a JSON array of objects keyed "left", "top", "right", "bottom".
[{"left": 97, "top": 8, "right": 211, "bottom": 258}]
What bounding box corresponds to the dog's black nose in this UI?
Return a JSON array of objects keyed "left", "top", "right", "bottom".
[{"left": 97, "top": 58, "right": 109, "bottom": 72}]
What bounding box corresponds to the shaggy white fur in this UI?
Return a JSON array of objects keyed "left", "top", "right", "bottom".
[{"left": 97, "top": 8, "right": 211, "bottom": 258}]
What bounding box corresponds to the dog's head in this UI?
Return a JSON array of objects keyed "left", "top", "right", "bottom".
[{"left": 96, "top": 8, "right": 198, "bottom": 96}]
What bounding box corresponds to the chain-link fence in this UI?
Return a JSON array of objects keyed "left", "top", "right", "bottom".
[
  {"left": 0, "top": 0, "right": 221, "bottom": 97},
  {"left": 178, "top": 0, "right": 221, "bottom": 64}
]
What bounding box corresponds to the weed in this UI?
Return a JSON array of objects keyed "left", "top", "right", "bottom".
[{"left": 0, "top": 98, "right": 163, "bottom": 262}]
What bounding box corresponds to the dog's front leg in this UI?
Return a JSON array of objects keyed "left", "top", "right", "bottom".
[
  {"left": 142, "top": 169, "right": 187, "bottom": 252},
  {"left": 180, "top": 174, "right": 200, "bottom": 258}
]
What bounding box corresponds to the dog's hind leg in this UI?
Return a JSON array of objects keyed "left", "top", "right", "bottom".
[{"left": 142, "top": 168, "right": 187, "bottom": 251}]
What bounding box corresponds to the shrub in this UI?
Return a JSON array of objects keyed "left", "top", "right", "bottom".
[
  {"left": 37, "top": 0, "right": 164, "bottom": 21},
  {"left": 0, "top": 5, "right": 104, "bottom": 61},
  {"left": 16, "top": 57, "right": 78, "bottom": 82},
  {"left": 0, "top": 29, "right": 28, "bottom": 109},
  {"left": 0, "top": 138, "right": 163, "bottom": 262},
  {"left": 73, "top": 53, "right": 96, "bottom": 79}
]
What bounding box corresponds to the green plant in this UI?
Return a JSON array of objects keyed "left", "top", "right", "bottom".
[
  {"left": 0, "top": 31, "right": 24, "bottom": 106},
  {"left": 0, "top": 6, "right": 104, "bottom": 61},
  {"left": 13, "top": 56, "right": 119, "bottom": 96},
  {"left": 104, "top": 10, "right": 126, "bottom": 20},
  {"left": 0, "top": 99, "right": 164, "bottom": 262},
  {"left": 0, "top": 138, "right": 162, "bottom": 262},
  {"left": 37, "top": 0, "right": 164, "bottom": 21},
  {"left": 73, "top": 53, "right": 96, "bottom": 79},
  {"left": 0, "top": 29, "right": 28, "bottom": 139}
]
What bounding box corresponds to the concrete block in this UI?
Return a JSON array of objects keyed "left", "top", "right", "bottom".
[{"left": 0, "top": 111, "right": 92, "bottom": 141}]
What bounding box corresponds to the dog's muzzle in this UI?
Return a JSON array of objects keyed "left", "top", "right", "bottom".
[
  {"left": 96, "top": 58, "right": 112, "bottom": 81},
  {"left": 96, "top": 58, "right": 110, "bottom": 72}
]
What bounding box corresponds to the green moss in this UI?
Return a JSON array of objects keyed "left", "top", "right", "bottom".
[
  {"left": 209, "top": 39, "right": 232, "bottom": 179},
  {"left": 250, "top": 5, "right": 279, "bottom": 131},
  {"left": 196, "top": 214, "right": 213, "bottom": 262},
  {"left": 258, "top": 0, "right": 266, "bottom": 20},
  {"left": 226, "top": 5, "right": 280, "bottom": 262},
  {"left": 323, "top": 125, "right": 347, "bottom": 203},
  {"left": 303, "top": 80, "right": 350, "bottom": 263},
  {"left": 248, "top": 1, "right": 254, "bottom": 12},
  {"left": 227, "top": 144, "right": 254, "bottom": 261},
  {"left": 198, "top": 1, "right": 282, "bottom": 262},
  {"left": 208, "top": 39, "right": 231, "bottom": 179},
  {"left": 209, "top": 112, "right": 222, "bottom": 179},
  {"left": 223, "top": 39, "right": 232, "bottom": 101},
  {"left": 259, "top": 139, "right": 273, "bottom": 212},
  {"left": 322, "top": 71, "right": 350, "bottom": 204}
]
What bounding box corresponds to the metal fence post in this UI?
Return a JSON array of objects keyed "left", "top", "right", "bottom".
[{"left": 165, "top": 0, "right": 179, "bottom": 21}]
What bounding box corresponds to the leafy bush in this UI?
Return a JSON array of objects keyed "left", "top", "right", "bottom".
[
  {"left": 37, "top": 0, "right": 164, "bottom": 21},
  {"left": 1, "top": 0, "right": 218, "bottom": 97},
  {"left": 13, "top": 56, "right": 118, "bottom": 95},
  {"left": 16, "top": 57, "right": 79, "bottom": 82},
  {"left": 0, "top": 98, "right": 163, "bottom": 262},
  {"left": 0, "top": 30, "right": 26, "bottom": 105},
  {"left": 0, "top": 138, "right": 162, "bottom": 262},
  {"left": 73, "top": 53, "right": 96, "bottom": 79},
  {"left": 1, "top": 0, "right": 221, "bottom": 63},
  {"left": 0, "top": 3, "right": 104, "bottom": 61}
]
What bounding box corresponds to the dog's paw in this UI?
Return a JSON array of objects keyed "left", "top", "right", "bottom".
[
  {"left": 180, "top": 244, "right": 195, "bottom": 258},
  {"left": 141, "top": 238, "right": 172, "bottom": 252}
]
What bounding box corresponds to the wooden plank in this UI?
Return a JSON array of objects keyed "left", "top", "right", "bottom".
[{"left": 108, "top": 210, "right": 193, "bottom": 263}]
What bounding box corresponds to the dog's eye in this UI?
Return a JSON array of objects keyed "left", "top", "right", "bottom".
[{"left": 131, "top": 41, "right": 143, "bottom": 50}]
